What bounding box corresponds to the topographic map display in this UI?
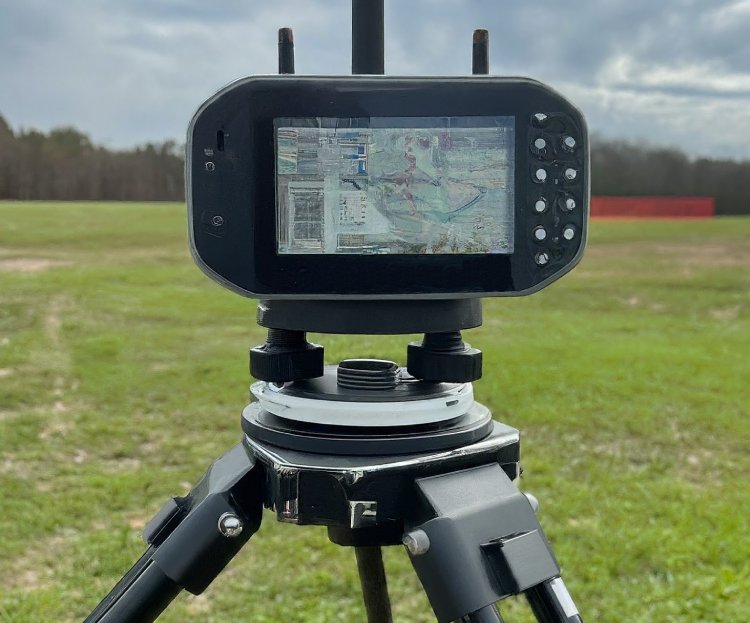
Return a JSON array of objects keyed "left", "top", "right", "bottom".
[{"left": 275, "top": 117, "right": 515, "bottom": 254}]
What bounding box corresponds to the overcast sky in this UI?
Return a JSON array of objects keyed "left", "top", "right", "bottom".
[{"left": 2, "top": 0, "right": 749, "bottom": 159}]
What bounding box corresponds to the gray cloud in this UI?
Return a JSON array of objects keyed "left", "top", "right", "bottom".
[{"left": 1, "top": 0, "right": 748, "bottom": 158}]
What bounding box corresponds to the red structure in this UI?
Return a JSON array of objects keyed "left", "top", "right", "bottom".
[{"left": 591, "top": 196, "right": 715, "bottom": 219}]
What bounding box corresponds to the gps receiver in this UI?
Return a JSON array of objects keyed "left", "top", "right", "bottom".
[{"left": 187, "top": 76, "right": 589, "bottom": 299}]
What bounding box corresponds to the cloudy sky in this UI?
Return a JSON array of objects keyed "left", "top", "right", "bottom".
[{"left": 2, "top": 0, "right": 749, "bottom": 159}]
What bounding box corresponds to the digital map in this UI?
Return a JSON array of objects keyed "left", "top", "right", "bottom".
[{"left": 276, "top": 118, "right": 515, "bottom": 254}]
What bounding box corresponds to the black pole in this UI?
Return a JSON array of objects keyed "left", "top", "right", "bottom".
[
  {"left": 355, "top": 546, "right": 394, "bottom": 623},
  {"left": 83, "top": 549, "right": 181, "bottom": 623},
  {"left": 472, "top": 29, "right": 489, "bottom": 75},
  {"left": 462, "top": 604, "right": 506, "bottom": 623},
  {"left": 524, "top": 579, "right": 584, "bottom": 623},
  {"left": 350, "top": 7, "right": 389, "bottom": 612},
  {"left": 278, "top": 27, "right": 295, "bottom": 74},
  {"left": 352, "top": 0, "right": 384, "bottom": 74}
]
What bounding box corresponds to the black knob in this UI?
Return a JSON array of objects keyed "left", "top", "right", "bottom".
[
  {"left": 250, "top": 329, "right": 323, "bottom": 382},
  {"left": 407, "top": 331, "right": 482, "bottom": 383}
]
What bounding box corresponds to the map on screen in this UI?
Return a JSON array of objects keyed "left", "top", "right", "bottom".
[{"left": 275, "top": 116, "right": 515, "bottom": 255}]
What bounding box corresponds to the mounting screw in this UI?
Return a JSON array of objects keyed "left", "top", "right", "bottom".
[
  {"left": 211, "top": 215, "right": 224, "bottom": 227},
  {"left": 218, "top": 512, "right": 243, "bottom": 538},
  {"left": 402, "top": 529, "right": 430, "bottom": 556}
]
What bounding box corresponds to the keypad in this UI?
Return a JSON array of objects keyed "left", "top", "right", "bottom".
[{"left": 527, "top": 112, "right": 584, "bottom": 269}]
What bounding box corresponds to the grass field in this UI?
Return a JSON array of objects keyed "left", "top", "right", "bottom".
[{"left": 0, "top": 201, "right": 748, "bottom": 623}]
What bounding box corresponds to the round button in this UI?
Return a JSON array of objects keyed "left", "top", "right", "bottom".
[
  {"left": 563, "top": 196, "right": 576, "bottom": 211},
  {"left": 533, "top": 137, "right": 546, "bottom": 150},
  {"left": 564, "top": 168, "right": 577, "bottom": 181},
  {"left": 534, "top": 168, "right": 548, "bottom": 182},
  {"left": 533, "top": 226, "right": 547, "bottom": 242},
  {"left": 563, "top": 225, "right": 576, "bottom": 241},
  {"left": 563, "top": 136, "right": 577, "bottom": 150},
  {"left": 535, "top": 252, "right": 550, "bottom": 266},
  {"left": 534, "top": 198, "right": 547, "bottom": 214}
]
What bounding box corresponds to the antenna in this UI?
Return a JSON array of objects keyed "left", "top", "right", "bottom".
[
  {"left": 352, "top": 0, "right": 385, "bottom": 74},
  {"left": 278, "top": 27, "right": 295, "bottom": 74},
  {"left": 472, "top": 29, "right": 489, "bottom": 74}
]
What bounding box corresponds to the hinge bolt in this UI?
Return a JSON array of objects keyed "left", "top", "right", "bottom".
[
  {"left": 218, "top": 512, "right": 244, "bottom": 538},
  {"left": 402, "top": 529, "right": 430, "bottom": 556}
]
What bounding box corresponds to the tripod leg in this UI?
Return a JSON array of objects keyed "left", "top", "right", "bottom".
[
  {"left": 404, "top": 463, "right": 581, "bottom": 623},
  {"left": 84, "top": 444, "right": 263, "bottom": 623},
  {"left": 84, "top": 547, "right": 181, "bottom": 622},
  {"left": 355, "top": 546, "right": 393, "bottom": 623},
  {"left": 525, "top": 578, "right": 583, "bottom": 623},
  {"left": 461, "top": 604, "right": 505, "bottom": 623}
]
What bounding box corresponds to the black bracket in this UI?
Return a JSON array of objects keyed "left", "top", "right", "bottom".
[
  {"left": 84, "top": 445, "right": 264, "bottom": 623},
  {"left": 405, "top": 463, "right": 561, "bottom": 623},
  {"left": 143, "top": 444, "right": 263, "bottom": 594}
]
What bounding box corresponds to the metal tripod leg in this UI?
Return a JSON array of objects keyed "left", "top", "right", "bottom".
[
  {"left": 525, "top": 578, "right": 583, "bottom": 623},
  {"left": 462, "top": 604, "right": 506, "bottom": 623},
  {"left": 83, "top": 546, "right": 180, "bottom": 622},
  {"left": 355, "top": 546, "right": 394, "bottom": 623},
  {"left": 403, "top": 463, "right": 582, "bottom": 623},
  {"left": 84, "top": 444, "right": 263, "bottom": 623}
]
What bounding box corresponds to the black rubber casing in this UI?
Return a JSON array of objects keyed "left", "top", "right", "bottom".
[{"left": 187, "top": 76, "right": 589, "bottom": 299}]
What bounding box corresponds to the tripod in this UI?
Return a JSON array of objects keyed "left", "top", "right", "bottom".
[
  {"left": 84, "top": 4, "right": 585, "bottom": 621},
  {"left": 84, "top": 298, "right": 582, "bottom": 623}
]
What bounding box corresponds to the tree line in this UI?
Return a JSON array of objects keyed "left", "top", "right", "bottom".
[
  {"left": 590, "top": 136, "right": 749, "bottom": 215},
  {"left": 0, "top": 115, "right": 184, "bottom": 202},
  {"left": 0, "top": 114, "right": 748, "bottom": 214}
]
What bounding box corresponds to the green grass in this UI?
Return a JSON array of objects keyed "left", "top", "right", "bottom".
[{"left": 1, "top": 201, "right": 748, "bottom": 622}]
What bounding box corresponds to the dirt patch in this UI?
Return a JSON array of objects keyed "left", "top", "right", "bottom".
[
  {"left": 586, "top": 241, "right": 750, "bottom": 268},
  {"left": 1, "top": 530, "right": 79, "bottom": 591},
  {"left": 612, "top": 295, "right": 670, "bottom": 312},
  {"left": 654, "top": 242, "right": 750, "bottom": 268},
  {"left": 0, "top": 258, "right": 72, "bottom": 273},
  {"left": 710, "top": 305, "right": 742, "bottom": 321},
  {"left": 127, "top": 514, "right": 150, "bottom": 530},
  {"left": 0, "top": 409, "right": 20, "bottom": 421},
  {"left": 185, "top": 594, "right": 212, "bottom": 615},
  {"left": 101, "top": 457, "right": 143, "bottom": 474},
  {"left": 0, "top": 455, "right": 28, "bottom": 478},
  {"left": 45, "top": 298, "right": 65, "bottom": 345}
]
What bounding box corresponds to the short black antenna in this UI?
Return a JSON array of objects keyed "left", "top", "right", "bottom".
[
  {"left": 278, "top": 27, "right": 295, "bottom": 74},
  {"left": 352, "top": 0, "right": 385, "bottom": 74},
  {"left": 472, "top": 28, "right": 489, "bottom": 75}
]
